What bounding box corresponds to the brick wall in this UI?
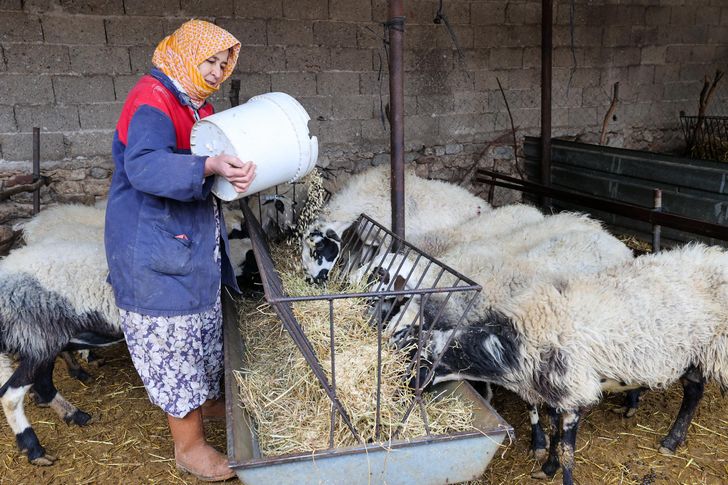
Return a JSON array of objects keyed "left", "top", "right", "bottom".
[{"left": 1, "top": 0, "right": 727, "bottom": 214}]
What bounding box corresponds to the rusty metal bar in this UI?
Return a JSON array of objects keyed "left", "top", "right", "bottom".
[
  {"left": 328, "top": 299, "right": 337, "bottom": 448},
  {"left": 652, "top": 189, "right": 662, "bottom": 252},
  {"left": 474, "top": 169, "right": 728, "bottom": 241},
  {"left": 229, "top": 79, "right": 241, "bottom": 107},
  {"left": 540, "top": 0, "right": 553, "bottom": 205},
  {"left": 32, "top": 127, "right": 40, "bottom": 214},
  {"left": 388, "top": 0, "right": 406, "bottom": 242}
]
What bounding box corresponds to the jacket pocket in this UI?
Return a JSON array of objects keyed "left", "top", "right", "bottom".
[{"left": 149, "top": 224, "right": 193, "bottom": 275}]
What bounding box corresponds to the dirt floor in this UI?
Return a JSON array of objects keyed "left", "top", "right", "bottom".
[{"left": 1, "top": 343, "right": 726, "bottom": 484}]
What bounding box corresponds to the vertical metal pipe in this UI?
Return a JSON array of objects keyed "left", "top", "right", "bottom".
[
  {"left": 652, "top": 189, "right": 662, "bottom": 252},
  {"left": 388, "top": 0, "right": 406, "bottom": 241},
  {"left": 540, "top": 0, "right": 553, "bottom": 204},
  {"left": 32, "top": 127, "right": 40, "bottom": 215}
]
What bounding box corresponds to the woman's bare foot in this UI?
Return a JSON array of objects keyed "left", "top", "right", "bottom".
[{"left": 201, "top": 399, "right": 226, "bottom": 419}]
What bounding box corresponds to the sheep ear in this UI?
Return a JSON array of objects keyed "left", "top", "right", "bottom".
[
  {"left": 325, "top": 229, "right": 341, "bottom": 242},
  {"left": 393, "top": 275, "right": 406, "bottom": 291}
]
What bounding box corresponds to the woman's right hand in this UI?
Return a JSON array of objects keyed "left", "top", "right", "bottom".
[{"left": 204, "top": 154, "right": 257, "bottom": 193}]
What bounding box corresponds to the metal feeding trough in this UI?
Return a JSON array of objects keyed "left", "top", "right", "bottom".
[{"left": 223, "top": 201, "right": 513, "bottom": 484}]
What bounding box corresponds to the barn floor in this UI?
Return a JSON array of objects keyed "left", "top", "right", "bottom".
[{"left": 1, "top": 345, "right": 726, "bottom": 484}]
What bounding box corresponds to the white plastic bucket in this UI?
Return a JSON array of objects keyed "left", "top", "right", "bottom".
[{"left": 190, "top": 92, "right": 318, "bottom": 201}]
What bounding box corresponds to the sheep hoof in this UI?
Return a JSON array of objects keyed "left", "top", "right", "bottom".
[
  {"left": 30, "top": 454, "right": 57, "bottom": 466},
  {"left": 610, "top": 405, "right": 627, "bottom": 415},
  {"left": 70, "top": 368, "right": 93, "bottom": 383},
  {"left": 29, "top": 391, "right": 50, "bottom": 408},
  {"left": 65, "top": 410, "right": 93, "bottom": 426},
  {"left": 658, "top": 445, "right": 675, "bottom": 456},
  {"left": 528, "top": 448, "right": 548, "bottom": 462},
  {"left": 530, "top": 470, "right": 552, "bottom": 480},
  {"left": 624, "top": 406, "right": 638, "bottom": 418}
]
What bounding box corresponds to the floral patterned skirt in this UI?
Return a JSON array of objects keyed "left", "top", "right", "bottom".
[{"left": 119, "top": 203, "right": 224, "bottom": 418}]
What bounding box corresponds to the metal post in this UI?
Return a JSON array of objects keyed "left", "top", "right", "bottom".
[
  {"left": 388, "top": 0, "right": 405, "bottom": 242},
  {"left": 32, "top": 127, "right": 40, "bottom": 215},
  {"left": 652, "top": 189, "right": 662, "bottom": 252},
  {"left": 540, "top": 0, "right": 553, "bottom": 206}
]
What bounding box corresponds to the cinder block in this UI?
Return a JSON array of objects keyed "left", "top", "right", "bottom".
[
  {"left": 567, "top": 107, "right": 598, "bottom": 127},
  {"left": 53, "top": 75, "right": 115, "bottom": 104},
  {"left": 0, "top": 1, "right": 22, "bottom": 10},
  {"left": 471, "top": 2, "right": 506, "bottom": 25},
  {"left": 665, "top": 45, "right": 693, "bottom": 64},
  {"left": 330, "top": 48, "right": 372, "bottom": 72},
  {"left": 233, "top": 0, "right": 282, "bottom": 18},
  {"left": 65, "top": 130, "right": 114, "bottom": 157},
  {"left": 489, "top": 48, "right": 523, "bottom": 70},
  {"left": 0, "top": 106, "right": 16, "bottom": 132},
  {"left": 522, "top": 47, "right": 540, "bottom": 70},
  {"left": 71, "top": 46, "right": 131, "bottom": 75},
  {"left": 236, "top": 46, "right": 285, "bottom": 72},
  {"left": 57, "top": 0, "right": 123, "bottom": 15},
  {"left": 330, "top": 94, "right": 372, "bottom": 120},
  {"left": 438, "top": 113, "right": 492, "bottom": 143},
  {"left": 645, "top": 6, "right": 672, "bottom": 26},
  {"left": 358, "top": 71, "right": 389, "bottom": 96},
  {"left": 124, "top": 0, "right": 180, "bottom": 15},
  {"left": 297, "top": 95, "right": 332, "bottom": 121},
  {"left": 105, "top": 17, "right": 166, "bottom": 46},
  {"left": 416, "top": 95, "right": 453, "bottom": 115},
  {"left": 663, "top": 81, "right": 703, "bottom": 101},
  {"left": 453, "top": 92, "right": 487, "bottom": 114},
  {"left": 405, "top": 49, "right": 455, "bottom": 72},
  {"left": 356, "top": 23, "right": 384, "bottom": 49},
  {"left": 329, "top": 0, "right": 371, "bottom": 21},
  {"left": 506, "top": 2, "right": 541, "bottom": 25},
  {"left": 405, "top": 114, "right": 438, "bottom": 146},
  {"left": 317, "top": 71, "right": 359, "bottom": 96},
  {"left": 181, "top": 0, "right": 233, "bottom": 17},
  {"left": 0, "top": 13, "right": 42, "bottom": 42},
  {"left": 670, "top": 6, "right": 696, "bottom": 25},
  {"left": 113, "top": 74, "right": 145, "bottom": 101},
  {"left": 216, "top": 18, "right": 267, "bottom": 45},
  {"left": 316, "top": 119, "right": 360, "bottom": 143},
  {"left": 15, "top": 104, "right": 80, "bottom": 132},
  {"left": 268, "top": 19, "right": 313, "bottom": 46},
  {"left": 611, "top": 47, "right": 641, "bottom": 67},
  {"left": 42, "top": 15, "right": 106, "bottom": 44},
  {"left": 282, "top": 0, "right": 327, "bottom": 20},
  {"left": 231, "top": 73, "right": 271, "bottom": 100},
  {"left": 0, "top": 74, "right": 54, "bottom": 104},
  {"left": 3, "top": 44, "right": 69, "bottom": 74},
  {"left": 0, "top": 131, "right": 65, "bottom": 161},
  {"left": 271, "top": 72, "right": 316, "bottom": 96},
  {"left": 129, "top": 45, "right": 156, "bottom": 74},
  {"left": 359, "top": 118, "right": 388, "bottom": 147},
  {"left": 313, "top": 21, "right": 358, "bottom": 48},
  {"left": 285, "top": 46, "right": 330, "bottom": 71},
  {"left": 79, "top": 103, "right": 123, "bottom": 130}
]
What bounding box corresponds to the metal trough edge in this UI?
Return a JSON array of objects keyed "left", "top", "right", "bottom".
[{"left": 223, "top": 291, "right": 514, "bottom": 484}]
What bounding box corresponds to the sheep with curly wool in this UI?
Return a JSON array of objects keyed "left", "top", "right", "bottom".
[
  {"left": 0, "top": 239, "right": 123, "bottom": 465},
  {"left": 15, "top": 203, "right": 105, "bottom": 245},
  {"left": 419, "top": 244, "right": 728, "bottom": 485},
  {"left": 301, "top": 164, "right": 491, "bottom": 283}
]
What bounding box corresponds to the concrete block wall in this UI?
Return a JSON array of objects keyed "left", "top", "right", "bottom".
[{"left": 0, "top": 0, "right": 727, "bottom": 217}]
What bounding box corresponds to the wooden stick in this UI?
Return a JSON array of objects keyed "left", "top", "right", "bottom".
[
  {"left": 0, "top": 177, "right": 49, "bottom": 202},
  {"left": 599, "top": 82, "right": 620, "bottom": 146},
  {"left": 496, "top": 77, "right": 524, "bottom": 179}
]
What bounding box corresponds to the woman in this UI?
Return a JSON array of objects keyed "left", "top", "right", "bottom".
[{"left": 104, "top": 20, "right": 254, "bottom": 481}]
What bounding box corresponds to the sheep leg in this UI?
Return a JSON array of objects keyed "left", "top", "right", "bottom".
[
  {"left": 527, "top": 403, "right": 548, "bottom": 462},
  {"left": 32, "top": 360, "right": 93, "bottom": 426},
  {"left": 531, "top": 406, "right": 561, "bottom": 479},
  {"left": 610, "top": 388, "right": 644, "bottom": 418},
  {"left": 659, "top": 368, "right": 705, "bottom": 454},
  {"left": 0, "top": 361, "right": 57, "bottom": 465},
  {"left": 558, "top": 410, "right": 580, "bottom": 485},
  {"left": 59, "top": 351, "right": 93, "bottom": 383}
]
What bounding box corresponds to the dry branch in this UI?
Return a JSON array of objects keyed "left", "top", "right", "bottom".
[{"left": 599, "top": 82, "right": 620, "bottom": 146}]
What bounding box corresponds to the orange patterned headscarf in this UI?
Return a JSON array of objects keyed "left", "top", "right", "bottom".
[{"left": 152, "top": 20, "right": 240, "bottom": 106}]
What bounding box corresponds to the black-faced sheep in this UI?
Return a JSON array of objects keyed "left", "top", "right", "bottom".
[
  {"left": 410, "top": 244, "right": 728, "bottom": 485},
  {"left": 0, "top": 240, "right": 123, "bottom": 465},
  {"left": 301, "top": 164, "right": 491, "bottom": 283}
]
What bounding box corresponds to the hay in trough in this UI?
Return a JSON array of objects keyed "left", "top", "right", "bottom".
[{"left": 234, "top": 244, "right": 476, "bottom": 456}]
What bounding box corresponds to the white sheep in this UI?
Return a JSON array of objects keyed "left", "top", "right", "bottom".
[
  {"left": 302, "top": 164, "right": 491, "bottom": 282},
  {"left": 421, "top": 244, "right": 728, "bottom": 485},
  {"left": 0, "top": 239, "right": 123, "bottom": 465},
  {"left": 15, "top": 203, "right": 105, "bottom": 244}
]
